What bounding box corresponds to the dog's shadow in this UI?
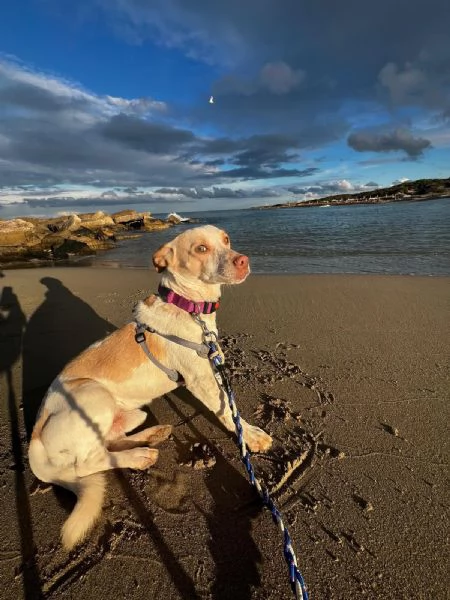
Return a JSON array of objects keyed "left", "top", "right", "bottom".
[{"left": 167, "top": 390, "right": 263, "bottom": 599}]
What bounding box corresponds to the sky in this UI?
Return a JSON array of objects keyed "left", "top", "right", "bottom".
[{"left": 0, "top": 0, "right": 449, "bottom": 216}]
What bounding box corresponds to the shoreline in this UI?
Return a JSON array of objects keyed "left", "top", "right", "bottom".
[
  {"left": 258, "top": 193, "right": 450, "bottom": 210},
  {"left": 2, "top": 260, "right": 448, "bottom": 277},
  {"left": 1, "top": 268, "right": 448, "bottom": 599}
]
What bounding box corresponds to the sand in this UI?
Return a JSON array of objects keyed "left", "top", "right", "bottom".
[{"left": 0, "top": 267, "right": 448, "bottom": 600}]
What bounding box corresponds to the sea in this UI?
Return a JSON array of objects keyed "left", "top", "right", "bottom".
[{"left": 74, "top": 198, "right": 450, "bottom": 276}]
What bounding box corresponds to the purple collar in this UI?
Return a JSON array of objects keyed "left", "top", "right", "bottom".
[{"left": 158, "top": 285, "right": 220, "bottom": 314}]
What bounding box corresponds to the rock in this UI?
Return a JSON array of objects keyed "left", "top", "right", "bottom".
[
  {"left": 167, "top": 212, "right": 190, "bottom": 224},
  {"left": 112, "top": 210, "right": 149, "bottom": 225},
  {"left": 143, "top": 218, "right": 172, "bottom": 231},
  {"left": 50, "top": 235, "right": 115, "bottom": 258},
  {"left": 79, "top": 211, "right": 115, "bottom": 229},
  {"left": 59, "top": 214, "right": 82, "bottom": 232},
  {"left": 50, "top": 238, "right": 90, "bottom": 259},
  {"left": 0, "top": 219, "right": 37, "bottom": 246}
]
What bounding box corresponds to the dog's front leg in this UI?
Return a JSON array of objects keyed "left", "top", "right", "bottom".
[{"left": 185, "top": 371, "right": 272, "bottom": 453}]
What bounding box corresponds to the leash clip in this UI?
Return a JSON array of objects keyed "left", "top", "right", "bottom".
[{"left": 135, "top": 331, "right": 146, "bottom": 344}]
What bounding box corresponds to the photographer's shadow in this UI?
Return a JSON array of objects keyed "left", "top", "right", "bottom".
[
  {"left": 22, "top": 277, "right": 116, "bottom": 438},
  {"left": 1, "top": 284, "right": 40, "bottom": 599}
]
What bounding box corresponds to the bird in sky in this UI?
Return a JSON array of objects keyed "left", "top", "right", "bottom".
[{"left": 209, "top": 95, "right": 214, "bottom": 104}]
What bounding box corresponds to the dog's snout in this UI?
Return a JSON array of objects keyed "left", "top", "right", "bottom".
[{"left": 233, "top": 254, "right": 249, "bottom": 269}]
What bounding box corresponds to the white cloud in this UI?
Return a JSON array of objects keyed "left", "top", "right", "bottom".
[{"left": 0, "top": 56, "right": 167, "bottom": 119}]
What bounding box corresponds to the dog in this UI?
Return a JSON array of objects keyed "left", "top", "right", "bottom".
[{"left": 28, "top": 225, "right": 273, "bottom": 550}]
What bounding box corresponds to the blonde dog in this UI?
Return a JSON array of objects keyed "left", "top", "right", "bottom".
[{"left": 28, "top": 225, "right": 272, "bottom": 550}]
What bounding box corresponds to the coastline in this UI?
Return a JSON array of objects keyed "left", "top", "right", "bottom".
[
  {"left": 1, "top": 268, "right": 448, "bottom": 599},
  {"left": 258, "top": 193, "right": 450, "bottom": 210}
]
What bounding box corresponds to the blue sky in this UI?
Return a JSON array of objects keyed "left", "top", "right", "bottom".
[{"left": 0, "top": 0, "right": 449, "bottom": 215}]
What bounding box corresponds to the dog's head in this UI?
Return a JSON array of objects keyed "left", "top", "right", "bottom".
[{"left": 152, "top": 225, "right": 250, "bottom": 286}]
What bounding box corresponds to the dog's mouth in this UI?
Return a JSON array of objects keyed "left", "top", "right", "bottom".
[
  {"left": 233, "top": 265, "right": 251, "bottom": 283},
  {"left": 215, "top": 260, "right": 250, "bottom": 284}
]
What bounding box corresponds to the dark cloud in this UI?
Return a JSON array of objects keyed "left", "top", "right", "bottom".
[
  {"left": 347, "top": 128, "right": 432, "bottom": 158},
  {"left": 98, "top": 114, "right": 195, "bottom": 153},
  {"left": 217, "top": 166, "right": 314, "bottom": 180},
  {"left": 0, "top": 81, "right": 87, "bottom": 112},
  {"left": 95, "top": 0, "right": 449, "bottom": 71},
  {"left": 20, "top": 184, "right": 280, "bottom": 209},
  {"left": 154, "top": 186, "right": 280, "bottom": 199},
  {"left": 94, "top": 0, "right": 449, "bottom": 121},
  {"left": 22, "top": 194, "right": 192, "bottom": 209}
]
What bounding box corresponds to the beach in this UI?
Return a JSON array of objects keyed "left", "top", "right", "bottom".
[{"left": 1, "top": 267, "right": 448, "bottom": 599}]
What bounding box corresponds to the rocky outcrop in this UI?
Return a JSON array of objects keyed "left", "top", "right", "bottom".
[{"left": 0, "top": 208, "right": 180, "bottom": 267}]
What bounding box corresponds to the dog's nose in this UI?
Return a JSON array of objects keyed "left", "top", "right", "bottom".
[{"left": 233, "top": 254, "right": 249, "bottom": 269}]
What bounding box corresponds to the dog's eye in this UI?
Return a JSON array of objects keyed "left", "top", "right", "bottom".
[
  {"left": 224, "top": 236, "right": 230, "bottom": 245},
  {"left": 196, "top": 245, "right": 208, "bottom": 253}
]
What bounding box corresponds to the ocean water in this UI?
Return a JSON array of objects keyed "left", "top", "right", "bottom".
[{"left": 80, "top": 198, "right": 450, "bottom": 275}]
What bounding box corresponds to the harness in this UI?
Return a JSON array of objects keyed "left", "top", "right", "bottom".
[
  {"left": 134, "top": 322, "right": 210, "bottom": 383},
  {"left": 134, "top": 285, "right": 220, "bottom": 382}
]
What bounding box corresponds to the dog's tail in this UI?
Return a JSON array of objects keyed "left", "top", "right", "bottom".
[{"left": 61, "top": 473, "right": 106, "bottom": 550}]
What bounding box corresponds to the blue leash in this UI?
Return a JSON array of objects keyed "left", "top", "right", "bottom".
[{"left": 193, "top": 315, "right": 309, "bottom": 600}]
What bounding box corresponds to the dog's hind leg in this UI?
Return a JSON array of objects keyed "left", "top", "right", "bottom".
[
  {"left": 107, "top": 424, "right": 172, "bottom": 451},
  {"left": 75, "top": 446, "right": 159, "bottom": 477},
  {"left": 122, "top": 408, "right": 148, "bottom": 433}
]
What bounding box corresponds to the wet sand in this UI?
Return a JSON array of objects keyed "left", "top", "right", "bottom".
[{"left": 0, "top": 268, "right": 448, "bottom": 599}]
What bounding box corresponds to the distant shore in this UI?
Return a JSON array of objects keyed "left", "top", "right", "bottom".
[{"left": 257, "top": 193, "right": 450, "bottom": 210}]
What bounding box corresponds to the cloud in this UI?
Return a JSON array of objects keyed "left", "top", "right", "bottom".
[
  {"left": 208, "top": 166, "right": 308, "bottom": 180},
  {"left": 86, "top": 0, "right": 450, "bottom": 150},
  {"left": 260, "top": 62, "right": 305, "bottom": 95},
  {"left": 288, "top": 179, "right": 379, "bottom": 197},
  {"left": 0, "top": 58, "right": 326, "bottom": 198},
  {"left": 98, "top": 114, "right": 195, "bottom": 153},
  {"left": 154, "top": 186, "right": 281, "bottom": 199},
  {"left": 214, "top": 61, "right": 305, "bottom": 96},
  {"left": 0, "top": 58, "right": 166, "bottom": 116},
  {"left": 21, "top": 193, "right": 191, "bottom": 208},
  {"left": 378, "top": 62, "right": 427, "bottom": 106},
  {"left": 92, "top": 0, "right": 449, "bottom": 73},
  {"left": 347, "top": 128, "right": 431, "bottom": 158},
  {"left": 12, "top": 184, "right": 282, "bottom": 210},
  {"left": 0, "top": 58, "right": 207, "bottom": 190}
]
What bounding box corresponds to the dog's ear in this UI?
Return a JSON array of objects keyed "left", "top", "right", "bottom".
[{"left": 152, "top": 244, "right": 173, "bottom": 272}]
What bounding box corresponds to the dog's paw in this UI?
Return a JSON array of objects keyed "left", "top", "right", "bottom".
[
  {"left": 145, "top": 424, "right": 173, "bottom": 447},
  {"left": 129, "top": 448, "right": 159, "bottom": 470},
  {"left": 244, "top": 425, "right": 273, "bottom": 453}
]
